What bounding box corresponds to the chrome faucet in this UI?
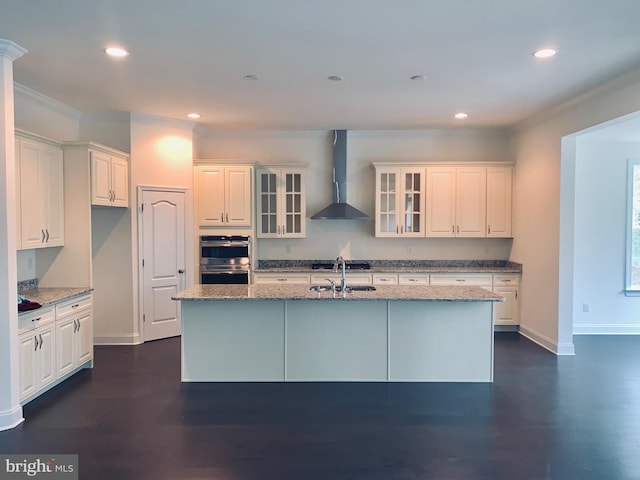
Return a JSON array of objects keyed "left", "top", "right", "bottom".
[{"left": 333, "top": 256, "right": 347, "bottom": 296}]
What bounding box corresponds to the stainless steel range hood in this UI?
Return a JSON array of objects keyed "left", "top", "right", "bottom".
[{"left": 310, "top": 130, "right": 369, "bottom": 220}]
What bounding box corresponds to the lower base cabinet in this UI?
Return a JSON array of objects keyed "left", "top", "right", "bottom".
[
  {"left": 18, "top": 320, "right": 56, "bottom": 401},
  {"left": 18, "top": 293, "right": 93, "bottom": 404}
]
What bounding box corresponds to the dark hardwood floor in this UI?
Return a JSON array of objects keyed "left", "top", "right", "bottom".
[{"left": 2, "top": 333, "right": 640, "bottom": 480}]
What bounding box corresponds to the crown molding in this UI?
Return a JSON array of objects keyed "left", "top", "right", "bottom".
[
  {"left": 0, "top": 39, "right": 27, "bottom": 61},
  {"left": 130, "top": 112, "right": 195, "bottom": 131},
  {"left": 514, "top": 64, "right": 640, "bottom": 133},
  {"left": 13, "top": 82, "right": 81, "bottom": 121}
]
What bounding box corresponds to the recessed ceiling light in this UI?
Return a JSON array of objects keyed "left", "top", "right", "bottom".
[
  {"left": 104, "top": 46, "right": 129, "bottom": 57},
  {"left": 327, "top": 75, "right": 344, "bottom": 81},
  {"left": 410, "top": 75, "right": 427, "bottom": 81},
  {"left": 243, "top": 74, "right": 259, "bottom": 81},
  {"left": 187, "top": 113, "right": 201, "bottom": 119},
  {"left": 533, "top": 48, "right": 557, "bottom": 58},
  {"left": 454, "top": 112, "right": 469, "bottom": 119}
]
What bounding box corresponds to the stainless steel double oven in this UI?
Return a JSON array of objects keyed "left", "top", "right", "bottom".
[{"left": 199, "top": 235, "right": 250, "bottom": 284}]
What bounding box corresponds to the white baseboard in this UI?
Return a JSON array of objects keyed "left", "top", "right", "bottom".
[
  {"left": 573, "top": 323, "right": 640, "bottom": 335},
  {"left": 519, "top": 325, "right": 575, "bottom": 355},
  {"left": 494, "top": 325, "right": 519, "bottom": 332},
  {"left": 0, "top": 404, "right": 24, "bottom": 432},
  {"left": 93, "top": 333, "right": 142, "bottom": 345}
]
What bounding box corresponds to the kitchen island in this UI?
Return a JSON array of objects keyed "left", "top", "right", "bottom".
[{"left": 173, "top": 284, "right": 503, "bottom": 383}]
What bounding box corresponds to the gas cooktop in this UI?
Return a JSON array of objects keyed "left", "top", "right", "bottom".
[{"left": 311, "top": 262, "right": 371, "bottom": 270}]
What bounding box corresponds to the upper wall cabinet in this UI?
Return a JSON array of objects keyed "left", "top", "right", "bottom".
[
  {"left": 486, "top": 167, "right": 513, "bottom": 238},
  {"left": 426, "top": 166, "right": 487, "bottom": 237},
  {"left": 16, "top": 131, "right": 64, "bottom": 249},
  {"left": 91, "top": 149, "right": 129, "bottom": 207},
  {"left": 256, "top": 166, "right": 306, "bottom": 238},
  {"left": 372, "top": 162, "right": 513, "bottom": 239},
  {"left": 194, "top": 165, "right": 253, "bottom": 228},
  {"left": 374, "top": 166, "right": 425, "bottom": 238}
]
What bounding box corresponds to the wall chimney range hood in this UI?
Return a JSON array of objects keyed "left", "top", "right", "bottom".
[{"left": 311, "top": 130, "right": 369, "bottom": 220}]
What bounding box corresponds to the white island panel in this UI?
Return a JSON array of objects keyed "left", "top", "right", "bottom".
[
  {"left": 389, "top": 301, "right": 493, "bottom": 382},
  {"left": 286, "top": 301, "right": 388, "bottom": 381},
  {"left": 181, "top": 300, "right": 285, "bottom": 381}
]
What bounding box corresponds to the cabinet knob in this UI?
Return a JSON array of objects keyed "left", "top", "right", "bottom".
[{"left": 178, "top": 269, "right": 185, "bottom": 274}]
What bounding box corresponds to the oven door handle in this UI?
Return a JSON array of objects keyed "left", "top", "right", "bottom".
[{"left": 200, "top": 241, "right": 250, "bottom": 248}]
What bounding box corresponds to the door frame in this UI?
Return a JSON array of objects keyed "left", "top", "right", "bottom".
[{"left": 136, "top": 185, "right": 191, "bottom": 343}]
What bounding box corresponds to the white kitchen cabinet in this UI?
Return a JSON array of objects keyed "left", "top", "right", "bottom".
[
  {"left": 253, "top": 272, "right": 311, "bottom": 284},
  {"left": 372, "top": 274, "right": 398, "bottom": 285},
  {"left": 429, "top": 273, "right": 493, "bottom": 288},
  {"left": 18, "top": 306, "right": 56, "bottom": 402},
  {"left": 374, "top": 166, "right": 425, "bottom": 237},
  {"left": 91, "top": 148, "right": 129, "bottom": 207},
  {"left": 194, "top": 165, "right": 253, "bottom": 227},
  {"left": 486, "top": 167, "right": 513, "bottom": 237},
  {"left": 493, "top": 275, "right": 519, "bottom": 325},
  {"left": 16, "top": 133, "right": 64, "bottom": 249},
  {"left": 256, "top": 166, "right": 306, "bottom": 238},
  {"left": 398, "top": 273, "right": 430, "bottom": 285},
  {"left": 55, "top": 294, "right": 93, "bottom": 378},
  {"left": 426, "top": 166, "right": 486, "bottom": 237},
  {"left": 310, "top": 274, "right": 372, "bottom": 285}
]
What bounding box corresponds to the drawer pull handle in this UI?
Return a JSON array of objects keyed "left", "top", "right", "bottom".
[
  {"left": 71, "top": 303, "right": 80, "bottom": 308},
  {"left": 32, "top": 317, "right": 41, "bottom": 322},
  {"left": 456, "top": 279, "right": 466, "bottom": 282}
]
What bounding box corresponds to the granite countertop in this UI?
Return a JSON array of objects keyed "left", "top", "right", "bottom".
[
  {"left": 19, "top": 287, "right": 93, "bottom": 310},
  {"left": 173, "top": 284, "right": 504, "bottom": 302},
  {"left": 254, "top": 260, "right": 522, "bottom": 274}
]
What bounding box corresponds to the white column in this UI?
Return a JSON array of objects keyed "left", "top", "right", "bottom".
[{"left": 0, "top": 39, "right": 27, "bottom": 431}]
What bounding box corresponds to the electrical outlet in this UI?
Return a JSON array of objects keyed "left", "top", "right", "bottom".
[
  {"left": 407, "top": 246, "right": 412, "bottom": 255},
  {"left": 285, "top": 245, "right": 291, "bottom": 255},
  {"left": 582, "top": 303, "right": 590, "bottom": 313}
]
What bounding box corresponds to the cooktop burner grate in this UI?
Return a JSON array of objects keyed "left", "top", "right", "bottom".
[{"left": 311, "top": 262, "right": 371, "bottom": 270}]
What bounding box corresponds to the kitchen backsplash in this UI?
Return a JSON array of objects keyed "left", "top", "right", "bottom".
[
  {"left": 258, "top": 259, "right": 522, "bottom": 270},
  {"left": 17, "top": 278, "right": 38, "bottom": 292}
]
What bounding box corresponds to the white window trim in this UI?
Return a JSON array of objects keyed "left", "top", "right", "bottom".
[{"left": 625, "top": 159, "right": 640, "bottom": 296}]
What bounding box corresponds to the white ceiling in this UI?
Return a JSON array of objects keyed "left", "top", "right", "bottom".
[{"left": 2, "top": 0, "right": 640, "bottom": 133}]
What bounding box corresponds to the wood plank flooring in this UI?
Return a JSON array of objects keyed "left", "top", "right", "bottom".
[{"left": 1, "top": 333, "right": 640, "bottom": 479}]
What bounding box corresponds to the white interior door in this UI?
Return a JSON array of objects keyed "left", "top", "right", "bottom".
[{"left": 141, "top": 188, "right": 186, "bottom": 342}]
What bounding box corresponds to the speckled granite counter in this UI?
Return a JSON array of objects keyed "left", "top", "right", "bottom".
[
  {"left": 176, "top": 283, "right": 497, "bottom": 383},
  {"left": 173, "top": 284, "right": 503, "bottom": 302},
  {"left": 255, "top": 260, "right": 522, "bottom": 274},
  {"left": 19, "top": 287, "right": 93, "bottom": 309}
]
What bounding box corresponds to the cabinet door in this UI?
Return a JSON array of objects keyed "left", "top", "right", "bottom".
[
  {"left": 225, "top": 166, "right": 252, "bottom": 226},
  {"left": 400, "top": 169, "right": 425, "bottom": 236},
  {"left": 19, "top": 138, "right": 47, "bottom": 248},
  {"left": 375, "top": 169, "right": 399, "bottom": 237},
  {"left": 42, "top": 145, "right": 64, "bottom": 246},
  {"left": 195, "top": 166, "right": 225, "bottom": 227},
  {"left": 37, "top": 325, "right": 57, "bottom": 389},
  {"left": 426, "top": 167, "right": 456, "bottom": 237},
  {"left": 76, "top": 309, "right": 93, "bottom": 365},
  {"left": 486, "top": 167, "right": 512, "bottom": 237},
  {"left": 18, "top": 333, "right": 37, "bottom": 400},
  {"left": 110, "top": 155, "right": 129, "bottom": 207},
  {"left": 56, "top": 317, "right": 76, "bottom": 377},
  {"left": 456, "top": 167, "right": 486, "bottom": 237},
  {"left": 91, "top": 150, "right": 113, "bottom": 206},
  {"left": 493, "top": 286, "right": 519, "bottom": 325},
  {"left": 257, "top": 170, "right": 280, "bottom": 238},
  {"left": 282, "top": 170, "right": 305, "bottom": 237}
]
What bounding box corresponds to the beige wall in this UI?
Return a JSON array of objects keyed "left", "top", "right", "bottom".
[
  {"left": 129, "top": 113, "right": 195, "bottom": 342},
  {"left": 196, "top": 128, "right": 515, "bottom": 262},
  {"left": 511, "top": 67, "right": 640, "bottom": 354}
]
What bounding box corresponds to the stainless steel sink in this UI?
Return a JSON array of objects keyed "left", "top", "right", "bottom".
[
  {"left": 309, "top": 285, "right": 376, "bottom": 293},
  {"left": 345, "top": 285, "right": 376, "bottom": 292}
]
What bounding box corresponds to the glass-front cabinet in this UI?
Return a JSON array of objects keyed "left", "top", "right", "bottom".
[
  {"left": 256, "top": 166, "right": 306, "bottom": 238},
  {"left": 374, "top": 165, "right": 425, "bottom": 237}
]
